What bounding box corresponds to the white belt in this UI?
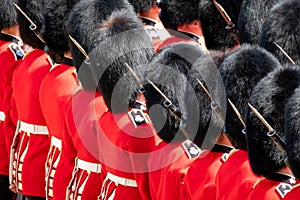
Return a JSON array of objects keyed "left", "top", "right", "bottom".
[
  {"left": 106, "top": 172, "right": 137, "bottom": 187},
  {"left": 0, "top": 111, "right": 5, "bottom": 121},
  {"left": 51, "top": 136, "right": 62, "bottom": 149},
  {"left": 19, "top": 121, "right": 48, "bottom": 135},
  {"left": 76, "top": 158, "right": 102, "bottom": 174}
]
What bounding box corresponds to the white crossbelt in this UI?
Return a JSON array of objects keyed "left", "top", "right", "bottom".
[
  {"left": 19, "top": 121, "right": 48, "bottom": 135},
  {"left": 76, "top": 158, "right": 102, "bottom": 174},
  {"left": 106, "top": 172, "right": 138, "bottom": 187},
  {"left": 0, "top": 111, "right": 5, "bottom": 121},
  {"left": 51, "top": 136, "right": 62, "bottom": 149}
]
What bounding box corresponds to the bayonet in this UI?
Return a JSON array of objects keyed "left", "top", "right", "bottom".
[
  {"left": 69, "top": 35, "right": 90, "bottom": 63},
  {"left": 248, "top": 103, "right": 286, "bottom": 151},
  {"left": 146, "top": 79, "right": 190, "bottom": 139},
  {"left": 213, "top": 0, "right": 240, "bottom": 44},
  {"left": 274, "top": 43, "right": 296, "bottom": 65},
  {"left": 13, "top": 3, "right": 46, "bottom": 44},
  {"left": 197, "top": 79, "right": 225, "bottom": 123},
  {"left": 124, "top": 63, "right": 145, "bottom": 93}
]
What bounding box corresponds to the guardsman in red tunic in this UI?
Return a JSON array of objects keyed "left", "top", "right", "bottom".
[
  {"left": 39, "top": 0, "right": 79, "bottom": 199},
  {"left": 246, "top": 66, "right": 300, "bottom": 200},
  {"left": 128, "top": 0, "right": 170, "bottom": 48},
  {"left": 184, "top": 51, "right": 234, "bottom": 200},
  {"left": 156, "top": 0, "right": 207, "bottom": 52},
  {"left": 9, "top": 1, "right": 51, "bottom": 199},
  {"left": 284, "top": 74, "right": 300, "bottom": 200},
  {"left": 259, "top": 0, "right": 300, "bottom": 65},
  {"left": 145, "top": 43, "right": 209, "bottom": 200},
  {"left": 215, "top": 45, "right": 282, "bottom": 200},
  {"left": 56, "top": 1, "right": 150, "bottom": 199},
  {"left": 72, "top": 5, "right": 156, "bottom": 200},
  {"left": 0, "top": 1, "right": 24, "bottom": 199}
]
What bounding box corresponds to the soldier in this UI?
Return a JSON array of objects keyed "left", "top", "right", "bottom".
[
  {"left": 215, "top": 44, "right": 282, "bottom": 200},
  {"left": 146, "top": 42, "right": 205, "bottom": 199},
  {"left": 259, "top": 0, "right": 300, "bottom": 65},
  {"left": 156, "top": 0, "right": 207, "bottom": 52},
  {"left": 78, "top": 6, "right": 157, "bottom": 200},
  {"left": 246, "top": 66, "right": 300, "bottom": 199},
  {"left": 238, "top": 0, "right": 281, "bottom": 44},
  {"left": 9, "top": 0, "right": 51, "bottom": 199},
  {"left": 184, "top": 50, "right": 234, "bottom": 200},
  {"left": 60, "top": 0, "right": 155, "bottom": 199},
  {"left": 128, "top": 0, "right": 170, "bottom": 49},
  {"left": 38, "top": 0, "right": 79, "bottom": 199},
  {"left": 198, "top": 0, "right": 242, "bottom": 51},
  {"left": 284, "top": 87, "right": 300, "bottom": 199},
  {"left": 0, "top": 0, "right": 23, "bottom": 199}
]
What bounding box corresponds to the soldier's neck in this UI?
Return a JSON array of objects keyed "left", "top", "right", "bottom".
[
  {"left": 216, "top": 132, "right": 233, "bottom": 147},
  {"left": 64, "top": 51, "right": 72, "bottom": 58},
  {"left": 177, "top": 20, "right": 204, "bottom": 37},
  {"left": 1, "top": 25, "right": 20, "bottom": 38},
  {"left": 279, "top": 166, "right": 294, "bottom": 176}
]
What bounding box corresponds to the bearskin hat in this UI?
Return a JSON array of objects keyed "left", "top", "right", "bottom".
[
  {"left": 67, "top": 0, "right": 134, "bottom": 70},
  {"left": 144, "top": 42, "right": 205, "bottom": 143},
  {"left": 246, "top": 66, "right": 300, "bottom": 177},
  {"left": 0, "top": 0, "right": 18, "bottom": 30},
  {"left": 80, "top": 8, "right": 153, "bottom": 113},
  {"left": 238, "top": 0, "right": 281, "bottom": 44},
  {"left": 285, "top": 87, "right": 300, "bottom": 179},
  {"left": 17, "top": 0, "right": 45, "bottom": 49},
  {"left": 220, "top": 44, "right": 281, "bottom": 150},
  {"left": 168, "top": 0, "right": 200, "bottom": 27},
  {"left": 128, "top": 0, "right": 154, "bottom": 13},
  {"left": 159, "top": 0, "right": 177, "bottom": 30},
  {"left": 260, "top": 0, "right": 300, "bottom": 65},
  {"left": 198, "top": 0, "right": 242, "bottom": 51},
  {"left": 41, "top": 0, "right": 79, "bottom": 63},
  {"left": 187, "top": 51, "right": 227, "bottom": 149}
]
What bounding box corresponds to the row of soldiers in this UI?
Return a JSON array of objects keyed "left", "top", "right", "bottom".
[{"left": 0, "top": 0, "right": 300, "bottom": 199}]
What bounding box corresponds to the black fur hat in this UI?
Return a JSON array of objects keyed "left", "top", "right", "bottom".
[
  {"left": 187, "top": 51, "right": 227, "bottom": 149},
  {"left": 168, "top": 0, "right": 200, "bottom": 27},
  {"left": 238, "top": 0, "right": 281, "bottom": 44},
  {"left": 17, "top": 0, "right": 45, "bottom": 49},
  {"left": 0, "top": 0, "right": 18, "bottom": 30},
  {"left": 246, "top": 66, "right": 300, "bottom": 177},
  {"left": 128, "top": 0, "right": 154, "bottom": 13},
  {"left": 67, "top": 0, "right": 134, "bottom": 70},
  {"left": 285, "top": 87, "right": 300, "bottom": 179},
  {"left": 41, "top": 0, "right": 79, "bottom": 62},
  {"left": 83, "top": 9, "right": 153, "bottom": 113},
  {"left": 159, "top": 0, "right": 177, "bottom": 30},
  {"left": 260, "top": 0, "right": 300, "bottom": 65},
  {"left": 220, "top": 44, "right": 281, "bottom": 150},
  {"left": 198, "top": 0, "right": 242, "bottom": 51},
  {"left": 144, "top": 42, "right": 205, "bottom": 143}
]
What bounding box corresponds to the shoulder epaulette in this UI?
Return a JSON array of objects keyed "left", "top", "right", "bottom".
[
  {"left": 276, "top": 183, "right": 293, "bottom": 198},
  {"left": 128, "top": 108, "right": 149, "bottom": 128},
  {"left": 8, "top": 43, "right": 24, "bottom": 60},
  {"left": 181, "top": 140, "right": 201, "bottom": 160}
]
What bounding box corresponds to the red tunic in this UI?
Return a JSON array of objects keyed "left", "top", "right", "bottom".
[
  {"left": 215, "top": 150, "right": 260, "bottom": 200},
  {"left": 54, "top": 89, "right": 107, "bottom": 200},
  {"left": 247, "top": 173, "right": 297, "bottom": 200},
  {"left": 97, "top": 110, "right": 159, "bottom": 200},
  {"left": 284, "top": 184, "right": 300, "bottom": 200},
  {"left": 0, "top": 33, "right": 23, "bottom": 176},
  {"left": 155, "top": 31, "right": 206, "bottom": 52},
  {"left": 11, "top": 48, "right": 51, "bottom": 197},
  {"left": 39, "top": 57, "right": 77, "bottom": 199},
  {"left": 148, "top": 140, "right": 201, "bottom": 200},
  {"left": 185, "top": 144, "right": 234, "bottom": 200}
]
